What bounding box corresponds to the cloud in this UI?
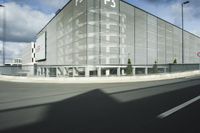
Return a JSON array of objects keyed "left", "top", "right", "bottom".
[
  {"left": 142, "top": 0, "right": 200, "bottom": 17},
  {"left": 141, "top": 0, "right": 175, "bottom": 4},
  {"left": 40, "top": 0, "right": 69, "bottom": 9},
  {"left": 0, "top": 2, "right": 54, "bottom": 42},
  {"left": 168, "top": 1, "right": 200, "bottom": 36},
  {"left": 0, "top": 41, "right": 29, "bottom": 64},
  {"left": 138, "top": 0, "right": 200, "bottom": 36}
]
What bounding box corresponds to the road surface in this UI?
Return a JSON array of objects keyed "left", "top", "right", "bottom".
[{"left": 0, "top": 76, "right": 199, "bottom": 133}]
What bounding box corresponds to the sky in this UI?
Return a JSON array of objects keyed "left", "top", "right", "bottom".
[{"left": 0, "top": 0, "right": 200, "bottom": 64}]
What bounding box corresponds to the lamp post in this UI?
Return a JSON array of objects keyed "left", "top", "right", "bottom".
[
  {"left": 182, "top": 1, "right": 189, "bottom": 64},
  {"left": 0, "top": 4, "right": 5, "bottom": 66}
]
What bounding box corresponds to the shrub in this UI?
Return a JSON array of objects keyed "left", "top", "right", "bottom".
[
  {"left": 173, "top": 58, "right": 177, "bottom": 64},
  {"left": 153, "top": 61, "right": 158, "bottom": 73},
  {"left": 126, "top": 58, "right": 133, "bottom": 75}
]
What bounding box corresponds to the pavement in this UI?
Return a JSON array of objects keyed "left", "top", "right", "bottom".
[
  {"left": 0, "top": 70, "right": 200, "bottom": 83},
  {"left": 0, "top": 74, "right": 199, "bottom": 132},
  {"left": 0, "top": 73, "right": 200, "bottom": 111}
]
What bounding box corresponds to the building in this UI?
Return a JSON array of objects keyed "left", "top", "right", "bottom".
[
  {"left": 21, "top": 42, "right": 36, "bottom": 65},
  {"left": 21, "top": 42, "right": 36, "bottom": 76},
  {"left": 5, "top": 58, "right": 22, "bottom": 66},
  {"left": 35, "top": 0, "right": 200, "bottom": 77}
]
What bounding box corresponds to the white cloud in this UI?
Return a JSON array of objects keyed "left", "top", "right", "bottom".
[
  {"left": 41, "top": 0, "right": 69, "bottom": 9},
  {"left": 0, "top": 2, "right": 54, "bottom": 42},
  {"left": 0, "top": 41, "right": 29, "bottom": 63},
  {"left": 169, "top": 1, "right": 200, "bottom": 36},
  {"left": 0, "top": 41, "right": 32, "bottom": 65}
]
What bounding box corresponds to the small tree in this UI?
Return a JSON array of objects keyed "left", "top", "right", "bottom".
[
  {"left": 153, "top": 61, "right": 158, "bottom": 73},
  {"left": 126, "top": 58, "right": 133, "bottom": 75},
  {"left": 173, "top": 58, "right": 177, "bottom": 64}
]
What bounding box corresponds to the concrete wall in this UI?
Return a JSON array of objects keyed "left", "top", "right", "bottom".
[{"left": 168, "top": 64, "right": 200, "bottom": 73}]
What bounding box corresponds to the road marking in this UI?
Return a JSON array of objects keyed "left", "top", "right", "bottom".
[{"left": 158, "top": 95, "right": 200, "bottom": 119}]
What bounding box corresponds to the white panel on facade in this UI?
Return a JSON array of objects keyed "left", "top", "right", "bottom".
[
  {"left": 35, "top": 32, "right": 46, "bottom": 61},
  {"left": 173, "top": 27, "right": 182, "bottom": 64},
  {"left": 135, "top": 8, "right": 147, "bottom": 65},
  {"left": 165, "top": 23, "right": 173, "bottom": 63},
  {"left": 157, "top": 19, "right": 166, "bottom": 64},
  {"left": 184, "top": 31, "right": 190, "bottom": 63},
  {"left": 120, "top": 1, "right": 134, "bottom": 65},
  {"left": 147, "top": 14, "right": 157, "bottom": 64}
]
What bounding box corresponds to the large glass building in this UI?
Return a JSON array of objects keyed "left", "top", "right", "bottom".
[{"left": 35, "top": 0, "right": 200, "bottom": 77}]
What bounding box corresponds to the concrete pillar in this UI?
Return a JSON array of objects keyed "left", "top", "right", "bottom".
[
  {"left": 58, "top": 67, "right": 63, "bottom": 77},
  {"left": 164, "top": 68, "right": 167, "bottom": 73},
  {"left": 85, "top": 67, "right": 90, "bottom": 77},
  {"left": 72, "top": 67, "right": 76, "bottom": 77},
  {"left": 106, "top": 69, "right": 110, "bottom": 77},
  {"left": 65, "top": 67, "right": 69, "bottom": 77},
  {"left": 145, "top": 67, "right": 148, "bottom": 75},
  {"left": 41, "top": 68, "right": 43, "bottom": 76},
  {"left": 37, "top": 68, "right": 40, "bottom": 76},
  {"left": 122, "top": 69, "right": 125, "bottom": 76},
  {"left": 43, "top": 68, "right": 45, "bottom": 76},
  {"left": 56, "top": 68, "right": 58, "bottom": 77},
  {"left": 117, "top": 67, "right": 120, "bottom": 76},
  {"left": 97, "top": 67, "right": 101, "bottom": 77},
  {"left": 132, "top": 67, "right": 135, "bottom": 76},
  {"left": 56, "top": 68, "right": 59, "bottom": 77},
  {"left": 47, "top": 68, "right": 50, "bottom": 77},
  {"left": 44, "top": 68, "right": 46, "bottom": 77},
  {"left": 63, "top": 67, "right": 67, "bottom": 77}
]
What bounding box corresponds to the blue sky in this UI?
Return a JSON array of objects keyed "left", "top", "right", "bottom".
[{"left": 0, "top": 0, "right": 200, "bottom": 64}]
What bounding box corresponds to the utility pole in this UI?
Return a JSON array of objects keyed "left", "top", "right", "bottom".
[
  {"left": 181, "top": 1, "right": 190, "bottom": 64},
  {"left": 0, "top": 4, "right": 5, "bottom": 65}
]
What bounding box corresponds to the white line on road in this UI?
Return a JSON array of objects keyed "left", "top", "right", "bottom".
[{"left": 158, "top": 95, "right": 200, "bottom": 119}]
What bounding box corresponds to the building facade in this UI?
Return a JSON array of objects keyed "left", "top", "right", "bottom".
[
  {"left": 35, "top": 0, "right": 200, "bottom": 77},
  {"left": 21, "top": 42, "right": 36, "bottom": 76},
  {"left": 21, "top": 42, "right": 36, "bottom": 65}
]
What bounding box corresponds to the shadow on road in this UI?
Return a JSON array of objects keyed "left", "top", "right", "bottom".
[{"left": 1, "top": 87, "right": 200, "bottom": 133}]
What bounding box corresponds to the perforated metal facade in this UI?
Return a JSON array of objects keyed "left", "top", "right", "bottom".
[{"left": 37, "top": 0, "right": 200, "bottom": 66}]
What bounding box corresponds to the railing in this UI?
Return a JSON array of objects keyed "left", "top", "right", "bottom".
[
  {"left": 0, "top": 65, "right": 35, "bottom": 76},
  {"left": 0, "top": 64, "right": 199, "bottom": 77}
]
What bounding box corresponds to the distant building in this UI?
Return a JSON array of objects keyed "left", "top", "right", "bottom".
[
  {"left": 5, "top": 58, "right": 22, "bottom": 66},
  {"left": 12, "top": 58, "right": 22, "bottom": 65}
]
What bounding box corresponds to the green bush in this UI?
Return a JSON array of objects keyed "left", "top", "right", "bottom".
[
  {"left": 126, "top": 58, "right": 133, "bottom": 75},
  {"left": 173, "top": 58, "right": 177, "bottom": 64},
  {"left": 153, "top": 61, "right": 158, "bottom": 73}
]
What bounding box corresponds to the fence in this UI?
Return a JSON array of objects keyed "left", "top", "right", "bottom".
[
  {"left": 0, "top": 65, "right": 35, "bottom": 76},
  {"left": 0, "top": 64, "right": 199, "bottom": 77}
]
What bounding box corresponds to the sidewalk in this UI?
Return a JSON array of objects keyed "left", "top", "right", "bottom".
[
  {"left": 1, "top": 70, "right": 200, "bottom": 111},
  {"left": 0, "top": 70, "right": 200, "bottom": 83}
]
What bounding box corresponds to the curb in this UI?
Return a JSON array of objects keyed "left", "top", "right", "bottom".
[{"left": 0, "top": 70, "right": 200, "bottom": 84}]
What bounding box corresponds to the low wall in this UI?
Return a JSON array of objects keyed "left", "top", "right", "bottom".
[
  {"left": 0, "top": 65, "right": 35, "bottom": 76},
  {"left": 0, "top": 66, "right": 22, "bottom": 76},
  {"left": 168, "top": 64, "right": 200, "bottom": 73}
]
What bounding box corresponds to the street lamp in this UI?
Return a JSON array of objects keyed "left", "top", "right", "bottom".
[
  {"left": 0, "top": 4, "right": 5, "bottom": 66},
  {"left": 182, "top": 1, "right": 189, "bottom": 64}
]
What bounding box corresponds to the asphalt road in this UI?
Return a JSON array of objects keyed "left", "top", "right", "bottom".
[{"left": 0, "top": 77, "right": 199, "bottom": 133}]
